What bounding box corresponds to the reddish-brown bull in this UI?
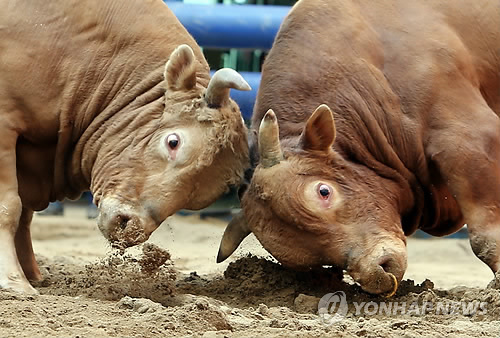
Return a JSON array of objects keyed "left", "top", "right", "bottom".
[
  {"left": 0, "top": 0, "right": 251, "bottom": 293},
  {"left": 218, "top": 0, "right": 500, "bottom": 295}
]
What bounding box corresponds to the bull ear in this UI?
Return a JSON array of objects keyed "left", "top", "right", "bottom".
[
  {"left": 300, "top": 104, "right": 336, "bottom": 152},
  {"left": 217, "top": 211, "right": 251, "bottom": 263},
  {"left": 164, "top": 44, "right": 197, "bottom": 91},
  {"left": 205, "top": 68, "right": 251, "bottom": 108}
]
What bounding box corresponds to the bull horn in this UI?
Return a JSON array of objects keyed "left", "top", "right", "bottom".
[
  {"left": 205, "top": 68, "right": 251, "bottom": 108},
  {"left": 258, "top": 109, "right": 284, "bottom": 168},
  {"left": 216, "top": 211, "right": 251, "bottom": 263}
]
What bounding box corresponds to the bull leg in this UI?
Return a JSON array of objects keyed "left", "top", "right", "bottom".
[
  {"left": 427, "top": 92, "right": 500, "bottom": 276},
  {"left": 0, "top": 126, "right": 37, "bottom": 294},
  {"left": 14, "top": 207, "right": 41, "bottom": 281}
]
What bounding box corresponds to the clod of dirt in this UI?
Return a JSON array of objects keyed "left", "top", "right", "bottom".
[
  {"left": 394, "top": 278, "right": 435, "bottom": 296},
  {"left": 139, "top": 243, "right": 172, "bottom": 274},
  {"left": 222, "top": 255, "right": 346, "bottom": 292},
  {"left": 178, "top": 255, "right": 348, "bottom": 309},
  {"left": 294, "top": 294, "right": 320, "bottom": 313},
  {"left": 117, "top": 296, "right": 163, "bottom": 313}
]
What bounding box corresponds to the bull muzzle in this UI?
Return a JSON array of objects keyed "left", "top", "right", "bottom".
[
  {"left": 347, "top": 242, "right": 407, "bottom": 296},
  {"left": 97, "top": 197, "right": 159, "bottom": 249}
]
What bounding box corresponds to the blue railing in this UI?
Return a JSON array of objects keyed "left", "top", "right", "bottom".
[
  {"left": 166, "top": 3, "right": 289, "bottom": 50},
  {"left": 165, "top": 2, "right": 291, "bottom": 119}
]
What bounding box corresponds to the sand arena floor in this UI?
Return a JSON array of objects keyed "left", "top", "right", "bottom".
[{"left": 0, "top": 205, "right": 499, "bottom": 338}]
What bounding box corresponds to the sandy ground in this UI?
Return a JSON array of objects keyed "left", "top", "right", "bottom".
[{"left": 0, "top": 205, "right": 499, "bottom": 338}]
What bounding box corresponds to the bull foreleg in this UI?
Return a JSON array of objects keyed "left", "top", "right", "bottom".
[
  {"left": 427, "top": 91, "right": 500, "bottom": 282},
  {"left": 431, "top": 149, "right": 500, "bottom": 278},
  {"left": 14, "top": 208, "right": 41, "bottom": 282},
  {"left": 0, "top": 126, "right": 37, "bottom": 294}
]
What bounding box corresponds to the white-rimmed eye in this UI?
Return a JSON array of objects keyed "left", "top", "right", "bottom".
[
  {"left": 166, "top": 133, "right": 180, "bottom": 149},
  {"left": 317, "top": 183, "right": 332, "bottom": 200}
]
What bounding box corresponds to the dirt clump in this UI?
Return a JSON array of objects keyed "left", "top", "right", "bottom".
[
  {"left": 33, "top": 245, "right": 176, "bottom": 304},
  {"left": 139, "top": 243, "right": 172, "bottom": 274},
  {"left": 178, "top": 255, "right": 348, "bottom": 308}
]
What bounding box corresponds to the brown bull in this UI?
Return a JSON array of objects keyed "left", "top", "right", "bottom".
[
  {"left": 218, "top": 0, "right": 500, "bottom": 295},
  {"left": 0, "top": 0, "right": 251, "bottom": 293}
]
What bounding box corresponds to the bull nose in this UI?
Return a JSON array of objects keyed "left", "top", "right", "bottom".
[
  {"left": 348, "top": 248, "right": 407, "bottom": 296},
  {"left": 377, "top": 256, "right": 403, "bottom": 297},
  {"left": 116, "top": 214, "right": 132, "bottom": 230},
  {"left": 97, "top": 198, "right": 155, "bottom": 249},
  {"left": 99, "top": 211, "right": 150, "bottom": 249},
  {"left": 350, "top": 263, "right": 400, "bottom": 296}
]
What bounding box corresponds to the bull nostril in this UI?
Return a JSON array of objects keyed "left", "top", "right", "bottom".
[
  {"left": 378, "top": 256, "right": 394, "bottom": 274},
  {"left": 117, "top": 215, "right": 131, "bottom": 230},
  {"left": 381, "top": 262, "right": 390, "bottom": 273}
]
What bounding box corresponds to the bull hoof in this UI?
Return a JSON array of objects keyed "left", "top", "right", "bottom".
[
  {"left": 26, "top": 272, "right": 43, "bottom": 282},
  {"left": 487, "top": 271, "right": 500, "bottom": 289},
  {"left": 1, "top": 273, "right": 39, "bottom": 295}
]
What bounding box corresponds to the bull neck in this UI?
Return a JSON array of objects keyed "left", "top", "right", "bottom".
[{"left": 51, "top": 64, "right": 167, "bottom": 202}]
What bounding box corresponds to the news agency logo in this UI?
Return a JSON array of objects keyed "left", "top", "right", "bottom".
[
  {"left": 317, "top": 291, "right": 348, "bottom": 325},
  {"left": 318, "top": 291, "right": 489, "bottom": 325}
]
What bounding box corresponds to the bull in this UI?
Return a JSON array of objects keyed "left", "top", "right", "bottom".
[
  {"left": 0, "top": 0, "right": 250, "bottom": 293},
  {"left": 218, "top": 0, "right": 500, "bottom": 295}
]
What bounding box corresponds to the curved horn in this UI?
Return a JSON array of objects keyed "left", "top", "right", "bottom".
[
  {"left": 258, "top": 109, "right": 284, "bottom": 168},
  {"left": 205, "top": 68, "right": 251, "bottom": 108},
  {"left": 216, "top": 211, "right": 251, "bottom": 263}
]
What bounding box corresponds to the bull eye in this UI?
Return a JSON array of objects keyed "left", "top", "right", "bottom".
[
  {"left": 317, "top": 184, "right": 332, "bottom": 200},
  {"left": 166, "top": 134, "right": 180, "bottom": 149}
]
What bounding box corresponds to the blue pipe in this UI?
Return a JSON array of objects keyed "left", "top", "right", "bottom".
[
  {"left": 166, "top": 3, "right": 289, "bottom": 50},
  {"left": 210, "top": 71, "right": 260, "bottom": 121},
  {"left": 164, "top": 3, "right": 274, "bottom": 119}
]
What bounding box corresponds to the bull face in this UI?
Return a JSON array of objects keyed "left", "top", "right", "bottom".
[
  {"left": 218, "top": 105, "right": 407, "bottom": 296},
  {"left": 93, "top": 45, "right": 250, "bottom": 249}
]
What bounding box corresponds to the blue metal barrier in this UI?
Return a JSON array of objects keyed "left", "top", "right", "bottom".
[
  {"left": 165, "top": 2, "right": 285, "bottom": 120},
  {"left": 166, "top": 3, "right": 289, "bottom": 50}
]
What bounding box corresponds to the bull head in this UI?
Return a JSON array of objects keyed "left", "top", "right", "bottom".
[
  {"left": 217, "top": 104, "right": 403, "bottom": 297},
  {"left": 95, "top": 44, "right": 251, "bottom": 250},
  {"left": 217, "top": 106, "right": 334, "bottom": 262}
]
